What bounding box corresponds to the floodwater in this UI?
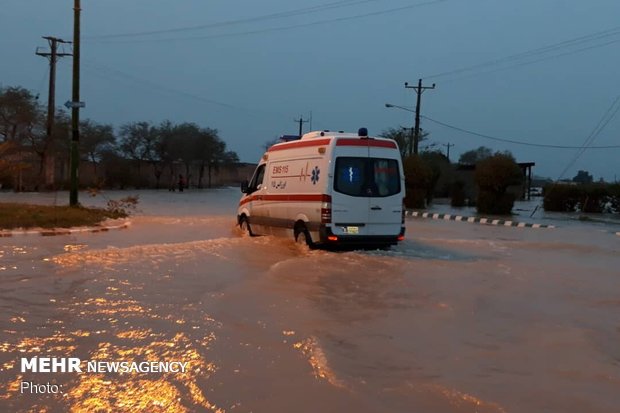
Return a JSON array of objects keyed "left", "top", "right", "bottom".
[{"left": 0, "top": 189, "right": 619, "bottom": 413}]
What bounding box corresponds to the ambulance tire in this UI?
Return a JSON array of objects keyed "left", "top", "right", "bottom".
[
  {"left": 294, "top": 225, "right": 312, "bottom": 247},
  {"left": 239, "top": 216, "right": 254, "bottom": 237}
]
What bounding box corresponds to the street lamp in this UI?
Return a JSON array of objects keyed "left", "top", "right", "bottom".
[
  {"left": 385, "top": 103, "right": 415, "bottom": 156},
  {"left": 384, "top": 103, "right": 414, "bottom": 113}
]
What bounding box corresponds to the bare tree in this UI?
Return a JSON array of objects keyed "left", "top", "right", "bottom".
[
  {"left": 80, "top": 119, "right": 115, "bottom": 175},
  {"left": 380, "top": 127, "right": 429, "bottom": 159}
]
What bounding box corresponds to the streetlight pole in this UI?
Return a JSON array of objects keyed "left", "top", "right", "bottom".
[{"left": 69, "top": 0, "right": 81, "bottom": 206}]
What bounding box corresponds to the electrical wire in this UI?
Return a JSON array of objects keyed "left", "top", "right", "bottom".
[
  {"left": 421, "top": 115, "right": 620, "bottom": 149},
  {"left": 83, "top": 61, "right": 240, "bottom": 110},
  {"left": 557, "top": 95, "right": 620, "bottom": 179},
  {"left": 84, "top": 0, "right": 385, "bottom": 39},
  {"left": 439, "top": 38, "right": 620, "bottom": 83},
  {"left": 82, "top": 60, "right": 293, "bottom": 121},
  {"left": 424, "top": 25, "right": 620, "bottom": 80},
  {"left": 35, "top": 66, "right": 49, "bottom": 101},
  {"left": 85, "top": 0, "right": 449, "bottom": 44}
]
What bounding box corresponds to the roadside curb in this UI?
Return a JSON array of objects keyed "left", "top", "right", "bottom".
[
  {"left": 405, "top": 211, "right": 555, "bottom": 229},
  {"left": 0, "top": 220, "right": 131, "bottom": 237}
]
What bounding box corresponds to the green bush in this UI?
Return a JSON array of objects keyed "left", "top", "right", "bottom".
[
  {"left": 544, "top": 183, "right": 619, "bottom": 213},
  {"left": 581, "top": 184, "right": 608, "bottom": 213},
  {"left": 475, "top": 154, "right": 523, "bottom": 215},
  {"left": 543, "top": 184, "right": 582, "bottom": 212},
  {"left": 609, "top": 183, "right": 620, "bottom": 213},
  {"left": 477, "top": 191, "right": 516, "bottom": 215},
  {"left": 403, "top": 155, "right": 433, "bottom": 209},
  {"left": 420, "top": 151, "right": 451, "bottom": 200}
]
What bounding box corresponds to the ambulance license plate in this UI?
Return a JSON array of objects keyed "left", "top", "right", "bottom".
[{"left": 345, "top": 226, "right": 359, "bottom": 234}]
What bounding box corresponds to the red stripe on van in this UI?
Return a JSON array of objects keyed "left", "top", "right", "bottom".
[
  {"left": 336, "top": 138, "right": 397, "bottom": 149},
  {"left": 268, "top": 139, "right": 331, "bottom": 152},
  {"left": 239, "top": 194, "right": 331, "bottom": 207}
]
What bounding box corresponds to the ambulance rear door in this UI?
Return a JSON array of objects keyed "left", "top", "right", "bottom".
[{"left": 366, "top": 143, "right": 403, "bottom": 236}]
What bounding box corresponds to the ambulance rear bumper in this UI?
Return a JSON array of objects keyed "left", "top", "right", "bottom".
[{"left": 318, "top": 226, "right": 405, "bottom": 248}]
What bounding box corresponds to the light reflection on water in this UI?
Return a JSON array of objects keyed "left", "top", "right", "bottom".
[
  {"left": 293, "top": 336, "right": 346, "bottom": 389},
  {"left": 1, "top": 238, "right": 234, "bottom": 412},
  {"left": 0, "top": 287, "right": 224, "bottom": 412},
  {"left": 67, "top": 331, "right": 222, "bottom": 413}
]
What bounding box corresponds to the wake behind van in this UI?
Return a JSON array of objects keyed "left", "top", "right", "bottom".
[{"left": 237, "top": 128, "right": 406, "bottom": 248}]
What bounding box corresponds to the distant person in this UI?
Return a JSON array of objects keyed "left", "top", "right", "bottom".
[{"left": 178, "top": 174, "right": 186, "bottom": 192}]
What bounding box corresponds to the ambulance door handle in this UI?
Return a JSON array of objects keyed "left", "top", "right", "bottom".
[{"left": 370, "top": 206, "right": 382, "bottom": 210}]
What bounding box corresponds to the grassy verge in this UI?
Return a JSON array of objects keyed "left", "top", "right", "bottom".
[{"left": 0, "top": 203, "right": 126, "bottom": 230}]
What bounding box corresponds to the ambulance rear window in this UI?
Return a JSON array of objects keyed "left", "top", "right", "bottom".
[{"left": 334, "top": 157, "right": 400, "bottom": 197}]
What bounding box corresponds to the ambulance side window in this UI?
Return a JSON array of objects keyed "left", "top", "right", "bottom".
[{"left": 248, "top": 164, "right": 266, "bottom": 193}]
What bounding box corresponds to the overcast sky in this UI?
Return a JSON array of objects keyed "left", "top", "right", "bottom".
[{"left": 2, "top": 0, "right": 619, "bottom": 180}]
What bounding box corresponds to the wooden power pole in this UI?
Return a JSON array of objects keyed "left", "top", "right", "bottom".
[
  {"left": 443, "top": 143, "right": 454, "bottom": 161},
  {"left": 69, "top": 0, "right": 82, "bottom": 206},
  {"left": 294, "top": 116, "right": 309, "bottom": 137},
  {"left": 405, "top": 79, "right": 435, "bottom": 155},
  {"left": 36, "top": 36, "right": 72, "bottom": 188}
]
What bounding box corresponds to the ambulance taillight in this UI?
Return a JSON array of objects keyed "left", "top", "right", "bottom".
[{"left": 321, "top": 195, "right": 332, "bottom": 223}]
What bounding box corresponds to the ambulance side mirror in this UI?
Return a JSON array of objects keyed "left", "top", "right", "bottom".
[{"left": 240, "top": 180, "right": 249, "bottom": 193}]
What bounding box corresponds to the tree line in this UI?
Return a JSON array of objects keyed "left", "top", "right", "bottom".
[
  {"left": 0, "top": 86, "right": 239, "bottom": 190},
  {"left": 381, "top": 127, "right": 620, "bottom": 215}
]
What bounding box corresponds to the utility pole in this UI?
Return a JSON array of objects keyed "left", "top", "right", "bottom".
[
  {"left": 69, "top": 0, "right": 81, "bottom": 206},
  {"left": 294, "top": 115, "right": 309, "bottom": 137},
  {"left": 405, "top": 79, "right": 435, "bottom": 155},
  {"left": 443, "top": 143, "right": 454, "bottom": 162},
  {"left": 36, "top": 36, "right": 72, "bottom": 188}
]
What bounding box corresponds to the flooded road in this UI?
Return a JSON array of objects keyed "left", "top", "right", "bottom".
[{"left": 1, "top": 189, "right": 619, "bottom": 412}]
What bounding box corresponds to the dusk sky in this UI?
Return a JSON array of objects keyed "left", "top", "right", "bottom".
[{"left": 2, "top": 0, "right": 619, "bottom": 180}]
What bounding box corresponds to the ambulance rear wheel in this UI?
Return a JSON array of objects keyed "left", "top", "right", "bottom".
[
  {"left": 240, "top": 216, "right": 254, "bottom": 237},
  {"left": 294, "top": 226, "right": 312, "bottom": 247}
]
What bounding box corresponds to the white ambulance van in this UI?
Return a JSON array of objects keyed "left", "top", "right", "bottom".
[{"left": 237, "top": 128, "right": 405, "bottom": 248}]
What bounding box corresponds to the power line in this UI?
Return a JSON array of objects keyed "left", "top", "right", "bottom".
[
  {"left": 82, "top": 60, "right": 292, "bottom": 121},
  {"left": 441, "top": 38, "right": 620, "bottom": 84},
  {"left": 557, "top": 95, "right": 620, "bottom": 179},
  {"left": 85, "top": 0, "right": 382, "bottom": 40},
  {"left": 86, "top": 0, "right": 450, "bottom": 44},
  {"left": 421, "top": 115, "right": 620, "bottom": 149},
  {"left": 424, "top": 25, "right": 620, "bottom": 80},
  {"left": 84, "top": 60, "right": 249, "bottom": 111}
]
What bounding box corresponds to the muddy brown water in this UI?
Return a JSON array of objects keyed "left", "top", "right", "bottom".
[{"left": 1, "top": 189, "right": 619, "bottom": 412}]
